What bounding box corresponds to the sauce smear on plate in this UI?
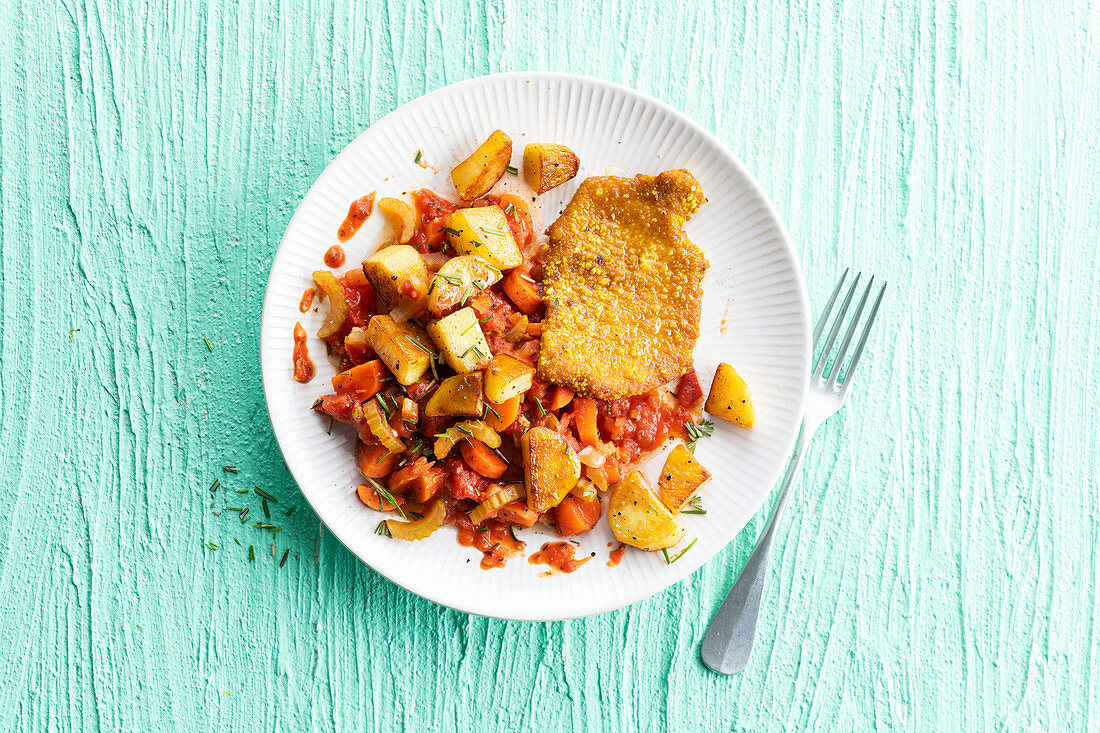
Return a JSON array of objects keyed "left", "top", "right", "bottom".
[
  {"left": 458, "top": 520, "right": 526, "bottom": 569},
  {"left": 292, "top": 322, "right": 315, "bottom": 383},
  {"left": 324, "top": 244, "right": 345, "bottom": 268},
  {"left": 337, "top": 193, "right": 375, "bottom": 242},
  {"left": 529, "top": 542, "right": 592, "bottom": 574},
  {"left": 607, "top": 544, "right": 625, "bottom": 567},
  {"left": 299, "top": 287, "right": 315, "bottom": 313}
]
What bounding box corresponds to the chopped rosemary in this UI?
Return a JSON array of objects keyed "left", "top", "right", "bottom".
[
  {"left": 279, "top": 548, "right": 290, "bottom": 568},
  {"left": 376, "top": 393, "right": 391, "bottom": 415},
  {"left": 375, "top": 521, "right": 392, "bottom": 537},
  {"left": 476, "top": 526, "right": 490, "bottom": 533},
  {"left": 427, "top": 279, "right": 437, "bottom": 296},
  {"left": 235, "top": 488, "right": 249, "bottom": 494},
  {"left": 441, "top": 225, "right": 460, "bottom": 236},
  {"left": 327, "top": 416, "right": 333, "bottom": 435},
  {"left": 376, "top": 450, "right": 393, "bottom": 465},
  {"left": 479, "top": 225, "right": 506, "bottom": 237},
  {"left": 506, "top": 165, "right": 518, "bottom": 175},
  {"left": 311, "top": 397, "right": 324, "bottom": 410},
  {"left": 478, "top": 314, "right": 493, "bottom": 324},
  {"left": 681, "top": 496, "right": 707, "bottom": 515},
  {"left": 368, "top": 478, "right": 407, "bottom": 520},
  {"left": 262, "top": 499, "right": 270, "bottom": 519},
  {"left": 205, "top": 541, "right": 218, "bottom": 551},
  {"left": 485, "top": 402, "right": 501, "bottom": 419},
  {"left": 225, "top": 506, "right": 242, "bottom": 512},
  {"left": 568, "top": 539, "right": 580, "bottom": 546},
  {"left": 455, "top": 425, "right": 473, "bottom": 437},
  {"left": 406, "top": 335, "right": 432, "bottom": 353},
  {"left": 662, "top": 538, "right": 699, "bottom": 565},
  {"left": 204, "top": 337, "right": 213, "bottom": 352},
  {"left": 534, "top": 398, "right": 546, "bottom": 416},
  {"left": 285, "top": 506, "right": 296, "bottom": 517},
  {"left": 254, "top": 487, "right": 278, "bottom": 503},
  {"left": 459, "top": 287, "right": 472, "bottom": 305},
  {"left": 239, "top": 507, "right": 250, "bottom": 522},
  {"left": 414, "top": 149, "right": 423, "bottom": 164},
  {"left": 209, "top": 479, "right": 221, "bottom": 493},
  {"left": 469, "top": 239, "right": 484, "bottom": 249},
  {"left": 685, "top": 419, "right": 715, "bottom": 452},
  {"left": 434, "top": 272, "right": 463, "bottom": 285},
  {"left": 222, "top": 465, "right": 238, "bottom": 473},
  {"left": 460, "top": 320, "right": 478, "bottom": 336},
  {"left": 508, "top": 526, "right": 520, "bottom": 542},
  {"left": 234, "top": 538, "right": 241, "bottom": 546},
  {"left": 504, "top": 203, "right": 515, "bottom": 217},
  {"left": 248, "top": 545, "right": 255, "bottom": 562}
]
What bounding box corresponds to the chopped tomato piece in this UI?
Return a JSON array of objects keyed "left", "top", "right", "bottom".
[
  {"left": 448, "top": 456, "right": 489, "bottom": 501},
  {"left": 676, "top": 369, "right": 704, "bottom": 408}
]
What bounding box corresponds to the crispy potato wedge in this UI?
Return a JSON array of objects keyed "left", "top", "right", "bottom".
[
  {"left": 376, "top": 197, "right": 416, "bottom": 244},
  {"left": 362, "top": 245, "right": 429, "bottom": 321},
  {"left": 704, "top": 363, "right": 755, "bottom": 428},
  {"left": 451, "top": 130, "right": 512, "bottom": 200},
  {"left": 365, "top": 314, "right": 435, "bottom": 385},
  {"left": 445, "top": 206, "right": 523, "bottom": 270},
  {"left": 609, "top": 471, "right": 685, "bottom": 550},
  {"left": 658, "top": 444, "right": 712, "bottom": 513},
  {"left": 522, "top": 427, "right": 581, "bottom": 513},
  {"left": 523, "top": 143, "right": 580, "bottom": 194},
  {"left": 484, "top": 353, "right": 536, "bottom": 404},
  {"left": 426, "top": 307, "right": 491, "bottom": 373},
  {"left": 427, "top": 255, "right": 502, "bottom": 316},
  {"left": 424, "top": 372, "right": 484, "bottom": 418}
]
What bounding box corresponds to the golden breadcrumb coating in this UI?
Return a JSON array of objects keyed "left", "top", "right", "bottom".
[{"left": 538, "top": 170, "right": 708, "bottom": 399}]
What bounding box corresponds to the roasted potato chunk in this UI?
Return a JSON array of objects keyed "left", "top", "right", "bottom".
[
  {"left": 362, "top": 245, "right": 429, "bottom": 321},
  {"left": 608, "top": 471, "right": 685, "bottom": 551},
  {"left": 450, "top": 130, "right": 512, "bottom": 200},
  {"left": 445, "top": 206, "right": 523, "bottom": 270},
  {"left": 426, "top": 307, "right": 491, "bottom": 373},
  {"left": 704, "top": 363, "right": 755, "bottom": 428},
  {"left": 424, "top": 372, "right": 484, "bottom": 417},
  {"left": 658, "top": 444, "right": 712, "bottom": 513},
  {"left": 484, "top": 353, "right": 535, "bottom": 404},
  {"left": 523, "top": 143, "right": 580, "bottom": 194},
  {"left": 365, "top": 314, "right": 435, "bottom": 385},
  {"left": 522, "top": 427, "right": 581, "bottom": 513},
  {"left": 427, "top": 255, "right": 502, "bottom": 316},
  {"left": 376, "top": 197, "right": 416, "bottom": 244}
]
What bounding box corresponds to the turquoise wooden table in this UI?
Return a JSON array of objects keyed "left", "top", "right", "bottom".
[{"left": 2, "top": 0, "right": 1099, "bottom": 730}]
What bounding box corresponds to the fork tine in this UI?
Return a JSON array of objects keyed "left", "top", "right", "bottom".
[
  {"left": 840, "top": 282, "right": 887, "bottom": 385},
  {"left": 812, "top": 268, "right": 849, "bottom": 348},
  {"left": 813, "top": 272, "right": 861, "bottom": 378},
  {"left": 825, "top": 276, "right": 874, "bottom": 383}
]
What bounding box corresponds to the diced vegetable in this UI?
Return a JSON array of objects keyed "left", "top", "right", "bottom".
[
  {"left": 359, "top": 399, "right": 405, "bottom": 453},
  {"left": 502, "top": 268, "right": 542, "bottom": 315},
  {"left": 460, "top": 438, "right": 508, "bottom": 479},
  {"left": 433, "top": 419, "right": 500, "bottom": 458},
  {"left": 548, "top": 385, "right": 574, "bottom": 411},
  {"left": 356, "top": 482, "right": 403, "bottom": 512},
  {"left": 424, "top": 372, "right": 484, "bottom": 417},
  {"left": 412, "top": 466, "right": 448, "bottom": 503},
  {"left": 608, "top": 471, "right": 685, "bottom": 551},
  {"left": 376, "top": 197, "right": 416, "bottom": 244},
  {"left": 362, "top": 245, "right": 429, "bottom": 320},
  {"left": 522, "top": 427, "right": 580, "bottom": 513},
  {"left": 498, "top": 500, "right": 538, "bottom": 527},
  {"left": 522, "top": 143, "right": 580, "bottom": 194},
  {"left": 450, "top": 130, "right": 512, "bottom": 200},
  {"left": 387, "top": 457, "right": 432, "bottom": 495},
  {"left": 658, "top": 444, "right": 712, "bottom": 513},
  {"left": 386, "top": 498, "right": 446, "bottom": 541},
  {"left": 426, "top": 307, "right": 492, "bottom": 373},
  {"left": 498, "top": 193, "right": 534, "bottom": 246},
  {"left": 331, "top": 360, "right": 385, "bottom": 398},
  {"left": 312, "top": 270, "right": 349, "bottom": 338},
  {"left": 704, "top": 363, "right": 755, "bottom": 428},
  {"left": 555, "top": 494, "right": 601, "bottom": 536},
  {"left": 365, "top": 315, "right": 435, "bottom": 385},
  {"left": 484, "top": 354, "right": 535, "bottom": 404},
  {"left": 572, "top": 397, "right": 600, "bottom": 446},
  {"left": 484, "top": 395, "right": 520, "bottom": 432},
  {"left": 427, "top": 255, "right": 502, "bottom": 316},
  {"left": 445, "top": 206, "right": 522, "bottom": 270},
  {"left": 469, "top": 484, "right": 523, "bottom": 525},
  {"left": 357, "top": 440, "right": 398, "bottom": 479}
]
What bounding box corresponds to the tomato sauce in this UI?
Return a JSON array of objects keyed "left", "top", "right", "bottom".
[
  {"left": 528, "top": 542, "right": 593, "bottom": 574},
  {"left": 292, "top": 322, "right": 315, "bottom": 383},
  {"left": 338, "top": 193, "right": 375, "bottom": 242},
  {"left": 299, "top": 287, "right": 315, "bottom": 313},
  {"left": 324, "top": 244, "right": 346, "bottom": 268},
  {"left": 457, "top": 520, "right": 526, "bottom": 569},
  {"left": 607, "top": 544, "right": 626, "bottom": 567}
]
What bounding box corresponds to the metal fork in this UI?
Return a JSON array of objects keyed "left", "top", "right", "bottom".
[{"left": 701, "top": 269, "right": 886, "bottom": 675}]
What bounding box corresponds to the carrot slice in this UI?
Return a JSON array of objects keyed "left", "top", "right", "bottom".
[
  {"left": 503, "top": 268, "right": 542, "bottom": 315},
  {"left": 332, "top": 359, "right": 385, "bottom": 398},
  {"left": 356, "top": 482, "right": 403, "bottom": 512},
  {"left": 498, "top": 500, "right": 539, "bottom": 528},
  {"left": 388, "top": 456, "right": 433, "bottom": 495},
  {"left": 548, "top": 385, "right": 574, "bottom": 411},
  {"left": 573, "top": 397, "right": 599, "bottom": 446},
  {"left": 555, "top": 494, "right": 602, "bottom": 537},
  {"left": 411, "top": 466, "right": 448, "bottom": 503},
  {"left": 603, "top": 461, "right": 622, "bottom": 485},
  {"left": 460, "top": 438, "right": 508, "bottom": 479},
  {"left": 356, "top": 440, "right": 398, "bottom": 478},
  {"left": 485, "top": 395, "right": 520, "bottom": 432}
]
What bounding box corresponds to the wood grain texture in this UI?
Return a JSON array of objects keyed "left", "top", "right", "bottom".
[{"left": 1, "top": 0, "right": 1098, "bottom": 730}]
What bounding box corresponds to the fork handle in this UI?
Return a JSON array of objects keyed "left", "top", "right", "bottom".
[{"left": 701, "top": 422, "right": 812, "bottom": 674}]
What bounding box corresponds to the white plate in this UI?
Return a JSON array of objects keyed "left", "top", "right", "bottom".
[{"left": 261, "top": 72, "right": 810, "bottom": 621}]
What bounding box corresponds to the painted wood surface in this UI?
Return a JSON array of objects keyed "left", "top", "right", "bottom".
[{"left": 1, "top": 0, "right": 1098, "bottom": 729}]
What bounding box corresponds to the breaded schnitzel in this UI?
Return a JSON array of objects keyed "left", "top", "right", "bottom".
[{"left": 538, "top": 170, "right": 708, "bottom": 399}]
